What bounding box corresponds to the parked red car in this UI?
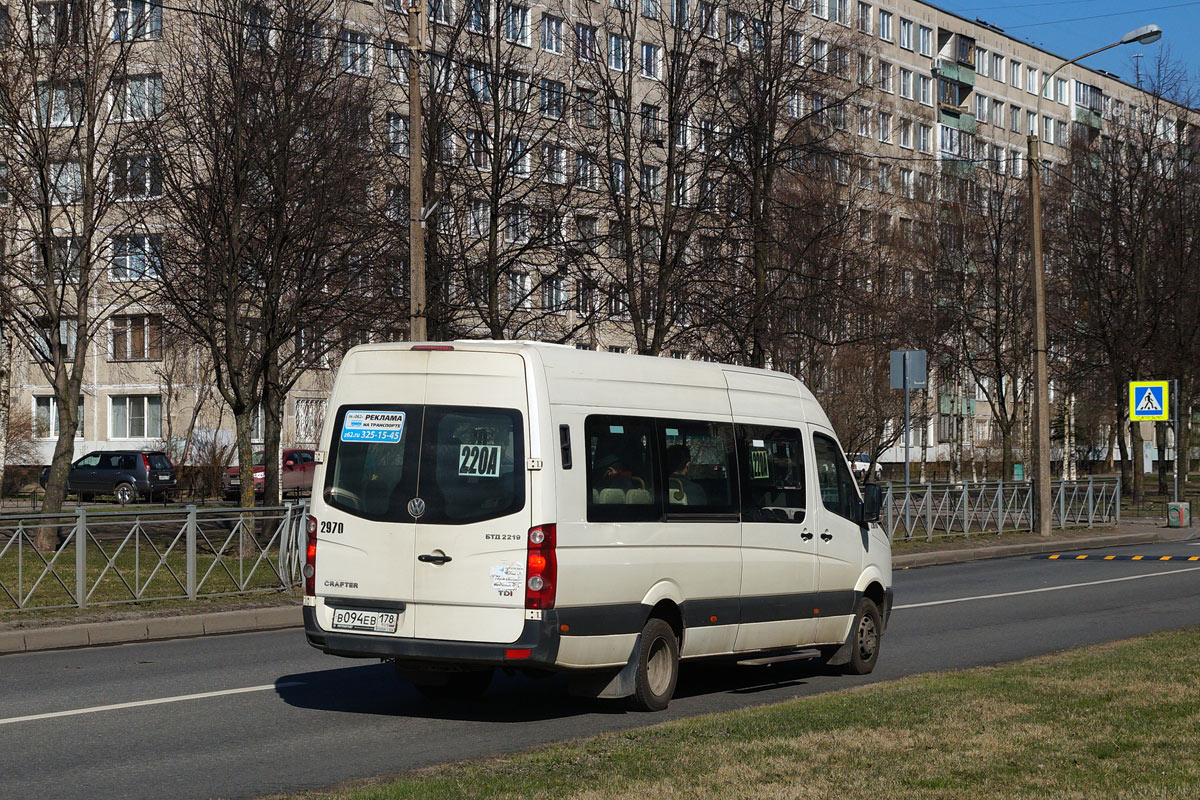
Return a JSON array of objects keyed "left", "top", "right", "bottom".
[{"left": 222, "top": 449, "right": 316, "bottom": 500}]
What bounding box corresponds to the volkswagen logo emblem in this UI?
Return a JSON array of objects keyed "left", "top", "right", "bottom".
[{"left": 407, "top": 497, "right": 426, "bottom": 518}]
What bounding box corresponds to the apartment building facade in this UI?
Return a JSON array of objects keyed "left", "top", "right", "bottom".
[{"left": 2, "top": 0, "right": 1191, "bottom": 472}]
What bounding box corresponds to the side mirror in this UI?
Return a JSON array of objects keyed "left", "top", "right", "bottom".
[{"left": 859, "top": 483, "right": 883, "bottom": 525}]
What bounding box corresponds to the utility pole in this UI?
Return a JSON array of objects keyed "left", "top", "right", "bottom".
[
  {"left": 408, "top": 2, "right": 427, "bottom": 342},
  {"left": 1026, "top": 24, "right": 1162, "bottom": 536}
]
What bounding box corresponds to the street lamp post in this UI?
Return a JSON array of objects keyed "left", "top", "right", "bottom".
[{"left": 1027, "top": 24, "right": 1161, "bottom": 536}]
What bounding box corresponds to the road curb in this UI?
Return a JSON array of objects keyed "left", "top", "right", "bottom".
[
  {"left": 0, "top": 605, "right": 303, "bottom": 656},
  {"left": 894, "top": 528, "right": 1195, "bottom": 569}
]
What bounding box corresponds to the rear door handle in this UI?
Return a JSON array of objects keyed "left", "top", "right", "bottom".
[
  {"left": 820, "top": 532, "right": 833, "bottom": 542},
  {"left": 418, "top": 553, "right": 453, "bottom": 565}
]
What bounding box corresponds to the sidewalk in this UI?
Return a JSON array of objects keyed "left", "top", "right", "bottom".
[{"left": 1, "top": 522, "right": 1193, "bottom": 656}]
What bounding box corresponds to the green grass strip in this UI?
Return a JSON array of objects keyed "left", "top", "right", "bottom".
[{"left": 276, "top": 627, "right": 1200, "bottom": 800}]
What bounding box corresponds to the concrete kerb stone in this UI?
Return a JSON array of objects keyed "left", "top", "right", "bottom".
[
  {"left": 894, "top": 527, "right": 1195, "bottom": 569},
  {"left": 0, "top": 606, "right": 303, "bottom": 656}
]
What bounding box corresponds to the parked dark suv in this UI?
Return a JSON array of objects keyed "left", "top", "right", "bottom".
[{"left": 40, "top": 450, "right": 177, "bottom": 504}]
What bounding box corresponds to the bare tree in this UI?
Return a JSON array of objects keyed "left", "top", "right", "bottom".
[
  {"left": 0, "top": 0, "right": 154, "bottom": 542},
  {"left": 145, "top": 0, "right": 387, "bottom": 508}
]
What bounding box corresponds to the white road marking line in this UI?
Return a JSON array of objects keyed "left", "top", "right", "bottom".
[
  {"left": 0, "top": 681, "right": 305, "bottom": 727},
  {"left": 895, "top": 565, "right": 1200, "bottom": 610}
]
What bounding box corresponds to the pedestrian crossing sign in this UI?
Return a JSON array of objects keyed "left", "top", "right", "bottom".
[{"left": 1129, "top": 381, "right": 1169, "bottom": 421}]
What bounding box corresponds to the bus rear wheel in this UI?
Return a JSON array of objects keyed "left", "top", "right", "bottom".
[{"left": 628, "top": 618, "right": 679, "bottom": 712}]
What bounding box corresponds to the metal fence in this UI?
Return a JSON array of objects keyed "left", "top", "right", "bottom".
[
  {"left": 883, "top": 478, "right": 1120, "bottom": 541},
  {"left": 0, "top": 503, "right": 309, "bottom": 612}
]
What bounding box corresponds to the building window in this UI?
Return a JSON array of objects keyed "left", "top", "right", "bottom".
[
  {"left": 113, "top": 74, "right": 163, "bottom": 121},
  {"left": 0, "top": 162, "right": 8, "bottom": 206},
  {"left": 35, "top": 395, "right": 83, "bottom": 439},
  {"left": 541, "top": 14, "right": 562, "bottom": 53},
  {"left": 113, "top": 0, "right": 161, "bottom": 41},
  {"left": 696, "top": 1, "right": 716, "bottom": 36},
  {"left": 1010, "top": 61, "right": 1021, "bottom": 89},
  {"left": 918, "top": 75, "right": 932, "bottom": 106},
  {"left": 112, "top": 153, "right": 162, "bottom": 200},
  {"left": 877, "top": 10, "right": 892, "bottom": 41},
  {"left": 464, "top": 0, "right": 485, "bottom": 32},
  {"left": 508, "top": 271, "right": 530, "bottom": 308},
  {"left": 111, "top": 394, "right": 162, "bottom": 439},
  {"left": 505, "top": 137, "right": 531, "bottom": 177},
  {"left": 898, "top": 18, "right": 911, "bottom": 50},
  {"left": 385, "top": 40, "right": 408, "bottom": 83},
  {"left": 110, "top": 314, "right": 162, "bottom": 361},
  {"left": 576, "top": 23, "right": 597, "bottom": 61},
  {"left": 917, "top": 123, "right": 932, "bottom": 153},
  {"left": 111, "top": 233, "right": 161, "bottom": 280},
  {"left": 640, "top": 165, "right": 661, "bottom": 200},
  {"left": 641, "top": 103, "right": 663, "bottom": 140},
  {"left": 543, "top": 144, "right": 566, "bottom": 184},
  {"left": 544, "top": 275, "right": 567, "bottom": 312},
  {"left": 877, "top": 61, "right": 892, "bottom": 92},
  {"left": 341, "top": 30, "right": 371, "bottom": 75},
  {"left": 37, "top": 81, "right": 82, "bottom": 127},
  {"left": 506, "top": 204, "right": 530, "bottom": 243},
  {"left": 465, "top": 128, "right": 492, "bottom": 169},
  {"left": 35, "top": 318, "right": 78, "bottom": 361},
  {"left": 918, "top": 25, "right": 931, "bottom": 56},
  {"left": 640, "top": 42, "right": 661, "bottom": 79},
  {"left": 575, "top": 152, "right": 598, "bottom": 190},
  {"left": 428, "top": 0, "right": 451, "bottom": 25},
  {"left": 505, "top": 4, "right": 529, "bottom": 45},
  {"left": 878, "top": 111, "right": 891, "bottom": 143},
  {"left": 386, "top": 112, "right": 409, "bottom": 156},
  {"left": 608, "top": 33, "right": 627, "bottom": 71},
  {"left": 856, "top": 2, "right": 870, "bottom": 33},
  {"left": 726, "top": 10, "right": 745, "bottom": 47},
  {"left": 295, "top": 398, "right": 327, "bottom": 445},
  {"left": 540, "top": 78, "right": 565, "bottom": 118},
  {"left": 898, "top": 118, "right": 911, "bottom": 148}
]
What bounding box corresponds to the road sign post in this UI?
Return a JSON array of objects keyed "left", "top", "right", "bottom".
[
  {"left": 891, "top": 350, "right": 927, "bottom": 491},
  {"left": 1129, "top": 380, "right": 1177, "bottom": 504}
]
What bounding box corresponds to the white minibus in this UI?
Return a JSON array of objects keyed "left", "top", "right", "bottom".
[{"left": 303, "top": 341, "right": 892, "bottom": 710}]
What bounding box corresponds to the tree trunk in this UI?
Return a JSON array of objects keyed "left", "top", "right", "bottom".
[
  {"left": 37, "top": 393, "right": 82, "bottom": 550},
  {"left": 1129, "top": 420, "right": 1145, "bottom": 504},
  {"left": 262, "top": 358, "right": 283, "bottom": 508},
  {"left": 0, "top": 332, "right": 11, "bottom": 503},
  {"left": 234, "top": 409, "right": 257, "bottom": 511},
  {"left": 1156, "top": 421, "right": 1169, "bottom": 496},
  {"left": 1115, "top": 407, "right": 1130, "bottom": 494}
]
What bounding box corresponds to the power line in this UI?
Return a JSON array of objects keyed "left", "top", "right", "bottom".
[{"left": 1004, "top": 1, "right": 1200, "bottom": 30}]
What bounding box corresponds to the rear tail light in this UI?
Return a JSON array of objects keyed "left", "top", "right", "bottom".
[
  {"left": 142, "top": 454, "right": 151, "bottom": 472},
  {"left": 411, "top": 345, "right": 454, "bottom": 351},
  {"left": 524, "top": 524, "right": 556, "bottom": 610},
  {"left": 304, "top": 515, "right": 318, "bottom": 596}
]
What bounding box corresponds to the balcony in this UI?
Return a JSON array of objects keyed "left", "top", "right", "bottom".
[
  {"left": 933, "top": 58, "right": 976, "bottom": 88},
  {"left": 1074, "top": 107, "right": 1102, "bottom": 129}
]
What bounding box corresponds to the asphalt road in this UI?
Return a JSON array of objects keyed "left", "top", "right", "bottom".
[{"left": 2, "top": 539, "right": 1199, "bottom": 800}]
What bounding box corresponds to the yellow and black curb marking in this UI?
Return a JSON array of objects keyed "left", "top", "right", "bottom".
[{"left": 1035, "top": 554, "right": 1200, "bottom": 561}]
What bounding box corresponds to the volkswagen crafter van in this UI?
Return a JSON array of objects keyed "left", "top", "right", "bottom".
[{"left": 303, "top": 341, "right": 892, "bottom": 711}]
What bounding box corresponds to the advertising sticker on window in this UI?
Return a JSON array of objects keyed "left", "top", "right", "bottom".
[{"left": 341, "top": 410, "right": 406, "bottom": 443}]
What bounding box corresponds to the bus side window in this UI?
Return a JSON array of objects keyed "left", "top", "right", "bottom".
[
  {"left": 736, "top": 424, "right": 806, "bottom": 523},
  {"left": 585, "top": 415, "right": 662, "bottom": 522}
]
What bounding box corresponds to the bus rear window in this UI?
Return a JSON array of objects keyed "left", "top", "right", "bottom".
[{"left": 323, "top": 404, "right": 524, "bottom": 524}]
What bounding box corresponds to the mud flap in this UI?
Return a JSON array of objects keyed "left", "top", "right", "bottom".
[
  {"left": 567, "top": 633, "right": 642, "bottom": 700},
  {"left": 823, "top": 626, "right": 855, "bottom": 667}
]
